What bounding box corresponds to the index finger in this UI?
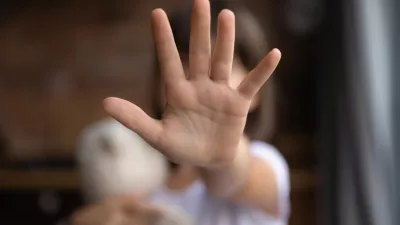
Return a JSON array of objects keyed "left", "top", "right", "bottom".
[{"left": 152, "top": 8, "right": 186, "bottom": 87}]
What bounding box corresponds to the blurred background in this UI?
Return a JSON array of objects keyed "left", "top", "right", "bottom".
[{"left": 0, "top": 0, "right": 397, "bottom": 225}]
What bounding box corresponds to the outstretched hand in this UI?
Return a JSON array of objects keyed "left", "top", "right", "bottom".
[{"left": 103, "top": 0, "right": 281, "bottom": 166}]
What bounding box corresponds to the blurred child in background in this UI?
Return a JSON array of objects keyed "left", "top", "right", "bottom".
[{"left": 70, "top": 0, "right": 290, "bottom": 225}]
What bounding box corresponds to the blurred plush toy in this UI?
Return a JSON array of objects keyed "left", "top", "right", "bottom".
[{"left": 76, "top": 118, "right": 192, "bottom": 225}]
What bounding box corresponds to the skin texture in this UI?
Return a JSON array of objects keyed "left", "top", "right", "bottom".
[
  {"left": 71, "top": 0, "right": 282, "bottom": 224},
  {"left": 69, "top": 195, "right": 161, "bottom": 225}
]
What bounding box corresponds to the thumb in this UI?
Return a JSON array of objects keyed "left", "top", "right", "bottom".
[{"left": 103, "top": 97, "right": 163, "bottom": 147}]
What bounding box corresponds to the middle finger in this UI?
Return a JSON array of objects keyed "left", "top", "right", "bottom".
[{"left": 189, "top": 0, "right": 211, "bottom": 79}]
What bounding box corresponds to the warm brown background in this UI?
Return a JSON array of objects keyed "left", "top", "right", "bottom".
[{"left": 0, "top": 1, "right": 317, "bottom": 225}]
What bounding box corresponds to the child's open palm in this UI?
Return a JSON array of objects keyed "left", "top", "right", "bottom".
[{"left": 104, "top": 0, "right": 281, "bottom": 166}]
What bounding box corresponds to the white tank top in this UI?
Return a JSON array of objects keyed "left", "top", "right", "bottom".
[{"left": 150, "top": 141, "right": 290, "bottom": 225}]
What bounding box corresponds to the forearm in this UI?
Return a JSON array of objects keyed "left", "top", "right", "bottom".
[{"left": 199, "top": 137, "right": 278, "bottom": 215}]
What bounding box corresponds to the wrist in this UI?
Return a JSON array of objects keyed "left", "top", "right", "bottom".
[
  {"left": 199, "top": 137, "right": 251, "bottom": 198},
  {"left": 203, "top": 137, "right": 250, "bottom": 171}
]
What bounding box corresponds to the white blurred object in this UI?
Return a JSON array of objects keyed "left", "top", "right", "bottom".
[
  {"left": 76, "top": 118, "right": 168, "bottom": 202},
  {"left": 76, "top": 118, "right": 193, "bottom": 225}
]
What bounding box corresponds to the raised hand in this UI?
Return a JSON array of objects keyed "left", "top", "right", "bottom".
[{"left": 103, "top": 0, "right": 281, "bottom": 166}]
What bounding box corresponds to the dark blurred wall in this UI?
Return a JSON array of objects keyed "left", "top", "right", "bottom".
[
  {"left": 0, "top": 1, "right": 317, "bottom": 225},
  {"left": 0, "top": 0, "right": 183, "bottom": 160}
]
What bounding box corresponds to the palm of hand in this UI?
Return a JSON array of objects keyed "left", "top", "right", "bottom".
[
  {"left": 160, "top": 78, "right": 249, "bottom": 165},
  {"left": 103, "top": 0, "right": 281, "bottom": 166}
]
